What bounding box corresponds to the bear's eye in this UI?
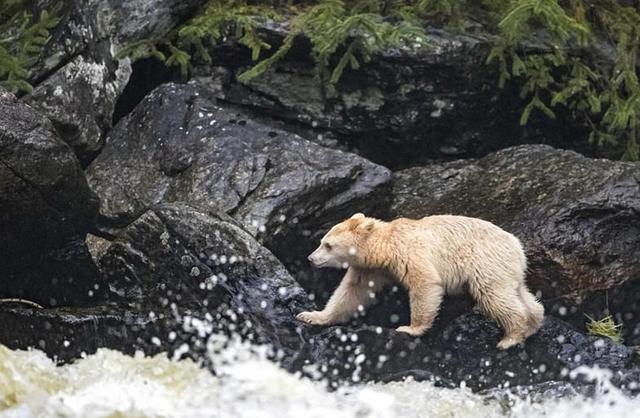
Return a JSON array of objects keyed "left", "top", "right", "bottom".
[{"left": 324, "top": 243, "right": 332, "bottom": 251}]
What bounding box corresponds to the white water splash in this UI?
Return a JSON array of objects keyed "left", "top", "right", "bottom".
[{"left": 0, "top": 337, "right": 638, "bottom": 418}]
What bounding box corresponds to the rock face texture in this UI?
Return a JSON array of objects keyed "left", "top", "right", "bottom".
[
  {"left": 304, "top": 314, "right": 638, "bottom": 391},
  {"left": 31, "top": 0, "right": 206, "bottom": 79},
  {"left": 95, "top": 203, "right": 312, "bottom": 366},
  {"left": 0, "top": 90, "right": 100, "bottom": 305},
  {"left": 92, "top": 0, "right": 206, "bottom": 47},
  {"left": 25, "top": 51, "right": 131, "bottom": 166},
  {"left": 87, "top": 82, "right": 391, "bottom": 271},
  {"left": 194, "top": 25, "right": 593, "bottom": 168},
  {"left": 392, "top": 145, "right": 640, "bottom": 301},
  {"left": 23, "top": 0, "right": 207, "bottom": 165}
]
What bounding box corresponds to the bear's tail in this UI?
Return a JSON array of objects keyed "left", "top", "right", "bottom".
[{"left": 518, "top": 284, "right": 544, "bottom": 337}]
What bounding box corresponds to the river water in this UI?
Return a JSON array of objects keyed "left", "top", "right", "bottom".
[{"left": 1, "top": 335, "right": 639, "bottom": 418}]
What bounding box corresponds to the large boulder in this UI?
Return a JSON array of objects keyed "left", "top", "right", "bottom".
[
  {"left": 86, "top": 82, "right": 391, "bottom": 279},
  {"left": 0, "top": 202, "right": 313, "bottom": 367},
  {"left": 30, "top": 0, "right": 206, "bottom": 80},
  {"left": 97, "top": 203, "right": 312, "bottom": 365},
  {"left": 23, "top": 0, "right": 207, "bottom": 163},
  {"left": 391, "top": 145, "right": 640, "bottom": 303},
  {"left": 194, "top": 23, "right": 593, "bottom": 168},
  {"left": 0, "top": 90, "right": 100, "bottom": 305},
  {"left": 25, "top": 49, "right": 131, "bottom": 166}
]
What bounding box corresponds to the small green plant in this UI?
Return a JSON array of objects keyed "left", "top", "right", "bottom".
[
  {"left": 0, "top": 0, "right": 60, "bottom": 92},
  {"left": 585, "top": 314, "right": 624, "bottom": 343}
]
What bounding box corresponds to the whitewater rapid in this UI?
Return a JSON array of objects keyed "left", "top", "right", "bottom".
[{"left": 1, "top": 336, "right": 639, "bottom": 418}]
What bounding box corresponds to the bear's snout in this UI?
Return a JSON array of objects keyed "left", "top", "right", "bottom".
[{"left": 307, "top": 250, "right": 325, "bottom": 267}]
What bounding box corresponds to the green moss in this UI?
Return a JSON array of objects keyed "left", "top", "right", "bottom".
[
  {"left": 585, "top": 314, "right": 624, "bottom": 343},
  {"left": 0, "top": 0, "right": 60, "bottom": 93}
]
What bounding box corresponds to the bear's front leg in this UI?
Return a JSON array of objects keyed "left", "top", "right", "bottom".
[
  {"left": 296, "top": 310, "right": 331, "bottom": 325},
  {"left": 297, "top": 267, "right": 388, "bottom": 326},
  {"left": 396, "top": 267, "right": 444, "bottom": 337}
]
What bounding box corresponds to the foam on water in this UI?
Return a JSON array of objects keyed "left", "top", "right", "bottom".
[{"left": 1, "top": 336, "right": 638, "bottom": 418}]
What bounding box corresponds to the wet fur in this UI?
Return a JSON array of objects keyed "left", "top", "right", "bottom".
[{"left": 298, "top": 214, "right": 544, "bottom": 350}]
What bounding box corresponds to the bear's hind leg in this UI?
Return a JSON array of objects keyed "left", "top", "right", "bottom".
[
  {"left": 518, "top": 284, "right": 545, "bottom": 338},
  {"left": 470, "top": 281, "right": 530, "bottom": 350}
]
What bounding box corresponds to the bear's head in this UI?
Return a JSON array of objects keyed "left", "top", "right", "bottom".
[{"left": 307, "top": 213, "right": 377, "bottom": 269}]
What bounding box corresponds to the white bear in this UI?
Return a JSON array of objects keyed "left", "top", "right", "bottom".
[{"left": 297, "top": 213, "right": 544, "bottom": 349}]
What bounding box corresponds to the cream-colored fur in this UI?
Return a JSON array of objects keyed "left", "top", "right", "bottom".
[{"left": 297, "top": 213, "right": 544, "bottom": 350}]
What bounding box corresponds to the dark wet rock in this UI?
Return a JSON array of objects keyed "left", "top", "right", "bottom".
[
  {"left": 195, "top": 24, "right": 594, "bottom": 169},
  {"left": 87, "top": 82, "right": 391, "bottom": 282},
  {"left": 557, "top": 278, "right": 640, "bottom": 347},
  {"left": 93, "top": 0, "right": 206, "bottom": 47},
  {"left": 25, "top": 49, "right": 131, "bottom": 166},
  {"left": 30, "top": 0, "right": 205, "bottom": 81},
  {"left": 0, "top": 91, "right": 98, "bottom": 248},
  {"left": 0, "top": 305, "right": 151, "bottom": 362},
  {"left": 1, "top": 238, "right": 102, "bottom": 307},
  {"left": 0, "top": 90, "right": 100, "bottom": 305},
  {"left": 303, "top": 314, "right": 638, "bottom": 392},
  {"left": 24, "top": 0, "right": 208, "bottom": 164},
  {"left": 97, "top": 203, "right": 312, "bottom": 365},
  {"left": 0, "top": 202, "right": 313, "bottom": 367},
  {"left": 391, "top": 145, "right": 640, "bottom": 302},
  {"left": 22, "top": 0, "right": 208, "bottom": 163}
]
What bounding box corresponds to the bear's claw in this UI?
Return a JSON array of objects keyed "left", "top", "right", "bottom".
[
  {"left": 496, "top": 337, "right": 522, "bottom": 350},
  {"left": 296, "top": 311, "right": 329, "bottom": 325},
  {"left": 395, "top": 325, "right": 427, "bottom": 336}
]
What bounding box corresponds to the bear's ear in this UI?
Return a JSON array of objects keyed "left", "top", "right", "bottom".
[
  {"left": 351, "top": 213, "right": 365, "bottom": 220},
  {"left": 357, "top": 219, "right": 375, "bottom": 233}
]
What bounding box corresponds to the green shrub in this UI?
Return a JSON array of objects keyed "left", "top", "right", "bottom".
[
  {"left": 487, "top": 0, "right": 640, "bottom": 160},
  {"left": 0, "top": 0, "right": 60, "bottom": 93},
  {"left": 122, "top": 0, "right": 428, "bottom": 95},
  {"left": 143, "top": 0, "right": 639, "bottom": 160},
  {"left": 237, "top": 0, "right": 428, "bottom": 95}
]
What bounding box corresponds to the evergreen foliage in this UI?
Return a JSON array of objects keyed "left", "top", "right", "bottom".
[
  {"left": 123, "top": 0, "right": 428, "bottom": 93},
  {"left": 3, "top": 0, "right": 635, "bottom": 159},
  {"left": 133, "top": 0, "right": 639, "bottom": 160},
  {"left": 0, "top": 0, "right": 59, "bottom": 92},
  {"left": 487, "top": 0, "right": 640, "bottom": 160},
  {"left": 236, "top": 0, "right": 428, "bottom": 91}
]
